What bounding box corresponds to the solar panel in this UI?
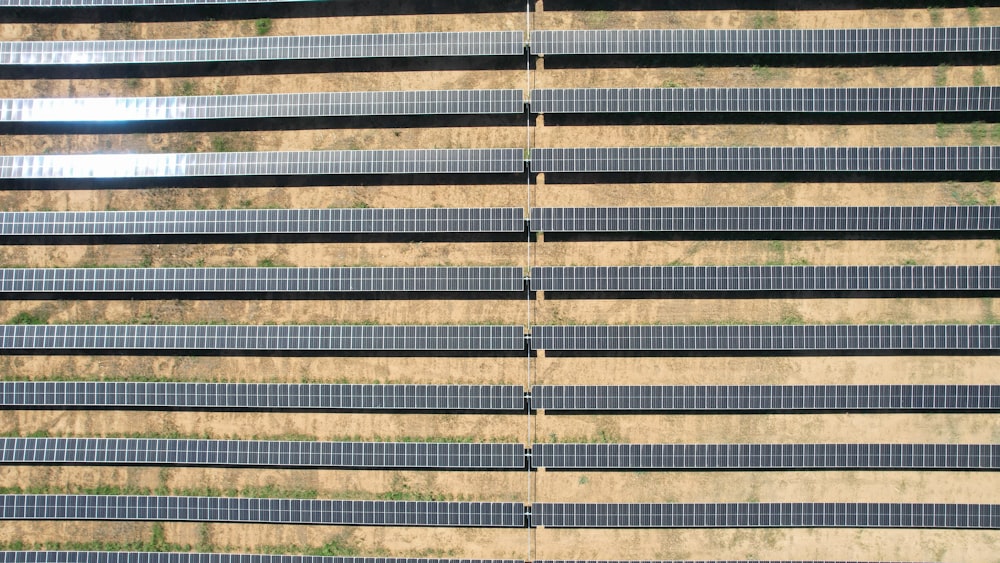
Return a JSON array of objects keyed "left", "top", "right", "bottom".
[
  {"left": 529, "top": 266, "right": 1000, "bottom": 292},
  {"left": 530, "top": 27, "right": 1000, "bottom": 55},
  {"left": 0, "top": 32, "right": 525, "bottom": 65},
  {"left": 529, "top": 325, "right": 1000, "bottom": 351},
  {"left": 0, "top": 149, "right": 525, "bottom": 179},
  {"left": 530, "top": 385, "right": 1000, "bottom": 412},
  {"left": 0, "top": 495, "right": 526, "bottom": 527},
  {"left": 0, "top": 554, "right": 521, "bottom": 563},
  {"left": 2, "top": 90, "right": 526, "bottom": 123},
  {"left": 3, "top": 0, "right": 352, "bottom": 5},
  {"left": 0, "top": 325, "right": 526, "bottom": 351},
  {"left": 0, "top": 438, "right": 526, "bottom": 469},
  {"left": 0, "top": 267, "right": 526, "bottom": 294},
  {"left": 529, "top": 206, "right": 1000, "bottom": 233},
  {"left": 531, "top": 443, "right": 1000, "bottom": 470},
  {"left": 529, "top": 146, "right": 1000, "bottom": 173},
  {"left": 530, "top": 503, "right": 1000, "bottom": 528},
  {"left": 0, "top": 208, "right": 525, "bottom": 237},
  {"left": 529, "top": 87, "right": 1000, "bottom": 114},
  {"left": 0, "top": 382, "right": 526, "bottom": 411}
]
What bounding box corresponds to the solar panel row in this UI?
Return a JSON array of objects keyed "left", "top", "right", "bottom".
[
  {"left": 0, "top": 325, "right": 526, "bottom": 351},
  {"left": 0, "top": 149, "right": 525, "bottom": 179},
  {"left": 530, "top": 27, "right": 1000, "bottom": 55},
  {"left": 0, "top": 31, "right": 525, "bottom": 65},
  {"left": 1, "top": 438, "right": 993, "bottom": 471},
  {"left": 1, "top": 207, "right": 994, "bottom": 237},
  {"left": 531, "top": 385, "right": 1000, "bottom": 412},
  {"left": 2, "top": 265, "right": 994, "bottom": 294},
  {"left": 0, "top": 325, "right": 997, "bottom": 352},
  {"left": 0, "top": 497, "right": 996, "bottom": 529},
  {"left": 530, "top": 503, "right": 1000, "bottom": 528},
  {"left": 529, "top": 325, "right": 1000, "bottom": 351},
  {"left": 5, "top": 87, "right": 995, "bottom": 124},
  {"left": 531, "top": 443, "right": 1000, "bottom": 470},
  {"left": 0, "top": 267, "right": 525, "bottom": 293},
  {"left": 2, "top": 146, "right": 994, "bottom": 179},
  {"left": 3, "top": 383, "right": 997, "bottom": 413},
  {"left": 529, "top": 266, "right": 1000, "bottom": 292},
  {"left": 0, "top": 553, "right": 520, "bottom": 563},
  {"left": 0, "top": 382, "right": 526, "bottom": 411},
  {"left": 530, "top": 87, "right": 1000, "bottom": 114},
  {"left": 0, "top": 438, "right": 525, "bottom": 469},
  {"left": 2, "top": 0, "right": 325, "bottom": 4},
  {"left": 529, "top": 206, "right": 1000, "bottom": 232},
  {"left": 529, "top": 146, "right": 1000, "bottom": 173},
  {"left": 1, "top": 90, "right": 526, "bottom": 122},
  {"left": 0, "top": 495, "right": 525, "bottom": 527},
  {"left": 0, "top": 208, "right": 526, "bottom": 236},
  {"left": 3, "top": 28, "right": 995, "bottom": 61}
]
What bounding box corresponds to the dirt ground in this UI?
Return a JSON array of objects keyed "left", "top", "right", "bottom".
[
  {"left": 0, "top": 410, "right": 525, "bottom": 442},
  {"left": 0, "top": 354, "right": 528, "bottom": 384},
  {"left": 0, "top": 465, "right": 529, "bottom": 502},
  {"left": 533, "top": 7, "right": 1000, "bottom": 30},
  {"left": 534, "top": 180, "right": 997, "bottom": 207},
  {"left": 533, "top": 355, "right": 1000, "bottom": 386},
  {"left": 3, "top": 5, "right": 1000, "bottom": 561}
]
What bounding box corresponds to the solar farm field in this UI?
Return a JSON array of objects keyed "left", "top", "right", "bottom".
[{"left": 0, "top": 2, "right": 999, "bottom": 563}]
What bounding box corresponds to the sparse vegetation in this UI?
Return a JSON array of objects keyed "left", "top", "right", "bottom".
[
  {"left": 972, "top": 67, "right": 986, "bottom": 86},
  {"left": 967, "top": 122, "right": 988, "bottom": 145},
  {"left": 254, "top": 18, "right": 273, "bottom": 36},
  {"left": 8, "top": 311, "right": 48, "bottom": 325},
  {"left": 173, "top": 80, "right": 198, "bottom": 97},
  {"left": 928, "top": 7, "right": 943, "bottom": 26},
  {"left": 967, "top": 6, "right": 981, "bottom": 26},
  {"left": 933, "top": 64, "right": 949, "bottom": 87},
  {"left": 749, "top": 12, "right": 778, "bottom": 29},
  {"left": 935, "top": 122, "right": 955, "bottom": 140}
]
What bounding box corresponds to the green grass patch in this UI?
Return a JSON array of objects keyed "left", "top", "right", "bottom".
[
  {"left": 749, "top": 12, "right": 778, "bottom": 29},
  {"left": 972, "top": 67, "right": 986, "bottom": 86},
  {"left": 8, "top": 311, "right": 48, "bottom": 325},
  {"left": 928, "top": 7, "right": 943, "bottom": 26},
  {"left": 173, "top": 80, "right": 198, "bottom": 97},
  {"left": 935, "top": 122, "right": 955, "bottom": 140},
  {"left": 933, "top": 64, "right": 949, "bottom": 87},
  {"left": 254, "top": 18, "right": 273, "bottom": 36},
  {"left": 968, "top": 122, "right": 989, "bottom": 145},
  {"left": 967, "top": 6, "right": 981, "bottom": 26}
]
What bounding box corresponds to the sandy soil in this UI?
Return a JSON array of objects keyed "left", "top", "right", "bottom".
[
  {"left": 0, "top": 465, "right": 529, "bottom": 502},
  {"left": 534, "top": 239, "right": 1000, "bottom": 267},
  {"left": 534, "top": 471, "right": 1000, "bottom": 503},
  {"left": 0, "top": 410, "right": 527, "bottom": 442},
  {"left": 0, "top": 355, "right": 527, "bottom": 384},
  {"left": 533, "top": 355, "right": 1000, "bottom": 386},
  {"left": 534, "top": 66, "right": 1000, "bottom": 89},
  {"left": 0, "top": 299, "right": 527, "bottom": 326},
  {"left": 534, "top": 298, "right": 1000, "bottom": 325},
  {"left": 535, "top": 123, "right": 999, "bottom": 149},
  {"left": 532, "top": 528, "right": 999, "bottom": 562},
  {"left": 535, "top": 413, "right": 1000, "bottom": 443},
  {"left": 0, "top": 242, "right": 527, "bottom": 268},
  {"left": 0, "top": 70, "right": 526, "bottom": 100},
  {"left": 534, "top": 7, "right": 1000, "bottom": 30},
  {"left": 0, "top": 126, "right": 524, "bottom": 156},
  {"left": 533, "top": 181, "right": 997, "bottom": 207},
  {"left": 0, "top": 520, "right": 530, "bottom": 559},
  {"left": 0, "top": 184, "right": 528, "bottom": 213}
]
